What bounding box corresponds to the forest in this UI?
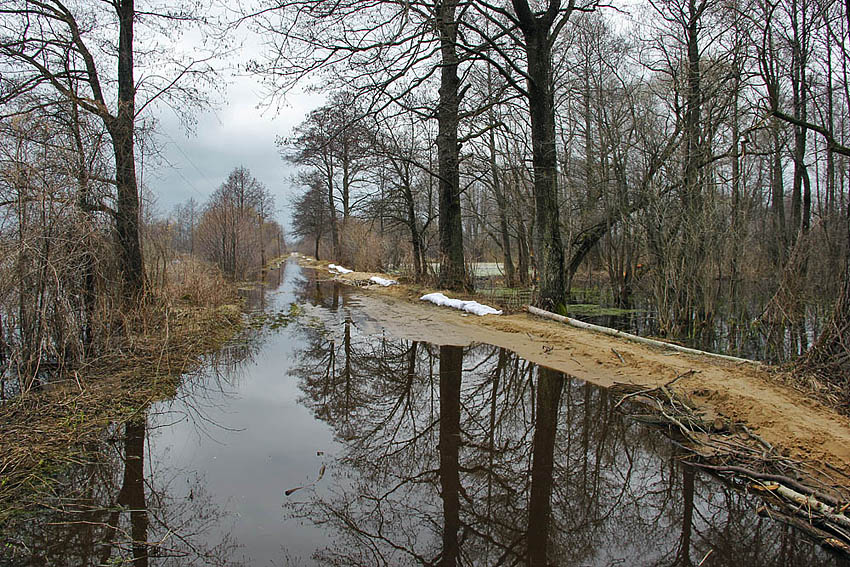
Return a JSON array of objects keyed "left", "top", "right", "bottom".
[
  {"left": 0, "top": 0, "right": 846, "bottom": 399},
  {"left": 2, "top": 1, "right": 850, "bottom": 564},
  {"left": 270, "top": 0, "right": 850, "bottom": 382},
  {"left": 0, "top": 0, "right": 848, "bottom": 399}
]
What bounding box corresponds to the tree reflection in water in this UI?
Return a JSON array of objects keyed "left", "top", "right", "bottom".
[
  {"left": 0, "top": 333, "right": 265, "bottom": 566},
  {"left": 287, "top": 321, "right": 848, "bottom": 567}
]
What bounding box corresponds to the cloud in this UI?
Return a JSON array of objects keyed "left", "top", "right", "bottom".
[{"left": 148, "top": 74, "right": 320, "bottom": 233}]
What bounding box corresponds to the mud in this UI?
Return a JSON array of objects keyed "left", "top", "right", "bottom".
[{"left": 306, "top": 257, "right": 850, "bottom": 481}]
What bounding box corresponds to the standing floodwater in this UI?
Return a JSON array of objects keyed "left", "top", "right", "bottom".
[{"left": 1, "top": 259, "right": 847, "bottom": 566}]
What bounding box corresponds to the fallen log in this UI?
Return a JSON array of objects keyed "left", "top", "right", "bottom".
[
  {"left": 527, "top": 305, "right": 760, "bottom": 365},
  {"left": 757, "top": 506, "right": 850, "bottom": 556},
  {"left": 693, "top": 463, "right": 843, "bottom": 508},
  {"left": 764, "top": 483, "right": 850, "bottom": 532}
]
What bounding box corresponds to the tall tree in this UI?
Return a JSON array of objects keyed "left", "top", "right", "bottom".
[
  {"left": 284, "top": 92, "right": 375, "bottom": 262},
  {"left": 511, "top": 0, "right": 574, "bottom": 310},
  {"left": 464, "top": 0, "right": 590, "bottom": 309},
  {"left": 253, "top": 0, "right": 470, "bottom": 289},
  {"left": 0, "top": 0, "right": 216, "bottom": 297},
  {"left": 436, "top": 0, "right": 470, "bottom": 291}
]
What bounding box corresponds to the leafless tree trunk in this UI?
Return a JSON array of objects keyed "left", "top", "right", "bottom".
[
  {"left": 512, "top": 0, "right": 572, "bottom": 311},
  {"left": 437, "top": 0, "right": 469, "bottom": 291}
]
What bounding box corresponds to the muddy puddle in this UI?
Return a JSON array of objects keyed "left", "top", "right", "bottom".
[{"left": 2, "top": 259, "right": 847, "bottom": 566}]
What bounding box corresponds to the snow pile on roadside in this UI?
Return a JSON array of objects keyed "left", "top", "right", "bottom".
[
  {"left": 420, "top": 292, "right": 502, "bottom": 316},
  {"left": 328, "top": 264, "right": 354, "bottom": 274},
  {"left": 370, "top": 276, "right": 398, "bottom": 287}
]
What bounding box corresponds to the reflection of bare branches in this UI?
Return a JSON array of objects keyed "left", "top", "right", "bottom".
[
  {"left": 286, "top": 325, "right": 842, "bottom": 567},
  {"left": 1, "top": 414, "right": 243, "bottom": 566}
]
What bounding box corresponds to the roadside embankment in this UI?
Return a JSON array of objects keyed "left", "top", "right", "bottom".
[
  {"left": 297, "top": 256, "right": 850, "bottom": 486},
  {"left": 0, "top": 258, "right": 245, "bottom": 522}
]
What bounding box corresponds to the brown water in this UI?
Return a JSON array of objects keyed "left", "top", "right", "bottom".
[{"left": 1, "top": 259, "right": 847, "bottom": 566}]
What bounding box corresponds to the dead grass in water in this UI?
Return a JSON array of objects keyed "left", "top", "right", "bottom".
[{"left": 0, "top": 257, "right": 244, "bottom": 523}]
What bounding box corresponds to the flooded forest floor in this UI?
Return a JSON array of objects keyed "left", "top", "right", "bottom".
[
  {"left": 0, "top": 285, "right": 244, "bottom": 524},
  {"left": 304, "top": 256, "right": 850, "bottom": 488},
  {"left": 1, "top": 254, "right": 849, "bottom": 564}
]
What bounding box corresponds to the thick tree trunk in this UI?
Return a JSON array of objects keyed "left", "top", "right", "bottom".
[
  {"left": 437, "top": 0, "right": 468, "bottom": 292},
  {"left": 110, "top": 0, "right": 144, "bottom": 297},
  {"left": 523, "top": 26, "right": 566, "bottom": 311}
]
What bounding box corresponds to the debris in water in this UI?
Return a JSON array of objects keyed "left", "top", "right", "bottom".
[{"left": 284, "top": 464, "right": 327, "bottom": 496}]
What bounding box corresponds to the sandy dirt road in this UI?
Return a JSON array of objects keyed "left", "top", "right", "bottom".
[{"left": 302, "top": 258, "right": 850, "bottom": 482}]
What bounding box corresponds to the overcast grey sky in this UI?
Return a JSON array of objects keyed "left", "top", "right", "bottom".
[{"left": 144, "top": 48, "right": 319, "bottom": 234}]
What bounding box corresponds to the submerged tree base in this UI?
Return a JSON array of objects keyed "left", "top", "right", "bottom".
[{"left": 794, "top": 263, "right": 850, "bottom": 413}]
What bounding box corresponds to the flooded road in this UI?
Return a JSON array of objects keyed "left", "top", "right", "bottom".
[{"left": 2, "top": 259, "right": 848, "bottom": 566}]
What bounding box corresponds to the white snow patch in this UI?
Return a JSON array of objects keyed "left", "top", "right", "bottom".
[
  {"left": 370, "top": 276, "right": 398, "bottom": 287},
  {"left": 420, "top": 292, "right": 502, "bottom": 316},
  {"left": 328, "top": 263, "right": 354, "bottom": 274}
]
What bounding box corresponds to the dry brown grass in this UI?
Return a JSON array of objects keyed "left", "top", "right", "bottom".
[
  {"left": 159, "top": 254, "right": 240, "bottom": 308},
  {"left": 0, "top": 258, "right": 244, "bottom": 521},
  {"left": 338, "top": 220, "right": 391, "bottom": 272}
]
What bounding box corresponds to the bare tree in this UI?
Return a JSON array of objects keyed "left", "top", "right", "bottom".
[
  {"left": 0, "top": 0, "right": 218, "bottom": 297},
  {"left": 291, "top": 173, "right": 330, "bottom": 260},
  {"left": 196, "top": 167, "right": 275, "bottom": 279},
  {"left": 250, "top": 0, "right": 471, "bottom": 289}
]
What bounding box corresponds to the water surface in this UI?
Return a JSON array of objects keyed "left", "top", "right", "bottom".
[{"left": 1, "top": 260, "right": 846, "bottom": 566}]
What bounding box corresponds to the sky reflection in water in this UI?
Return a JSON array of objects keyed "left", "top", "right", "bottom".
[{"left": 1, "top": 259, "right": 847, "bottom": 567}]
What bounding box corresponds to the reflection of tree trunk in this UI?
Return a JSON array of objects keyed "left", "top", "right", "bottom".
[
  {"left": 343, "top": 318, "right": 352, "bottom": 422},
  {"left": 676, "top": 464, "right": 695, "bottom": 567},
  {"left": 331, "top": 282, "right": 340, "bottom": 311},
  {"left": 120, "top": 418, "right": 149, "bottom": 567},
  {"left": 527, "top": 367, "right": 564, "bottom": 567},
  {"left": 580, "top": 382, "right": 590, "bottom": 504},
  {"left": 439, "top": 345, "right": 463, "bottom": 566},
  {"left": 486, "top": 348, "right": 507, "bottom": 542},
  {"left": 407, "top": 341, "right": 419, "bottom": 383}
]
